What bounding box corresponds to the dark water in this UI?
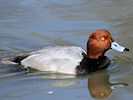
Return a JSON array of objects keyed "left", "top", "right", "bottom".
[{"left": 0, "top": 0, "right": 133, "bottom": 100}]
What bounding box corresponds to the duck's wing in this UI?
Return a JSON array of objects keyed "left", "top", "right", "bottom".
[{"left": 21, "top": 46, "right": 86, "bottom": 74}]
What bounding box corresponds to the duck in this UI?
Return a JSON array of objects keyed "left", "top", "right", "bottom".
[{"left": 1, "top": 29, "right": 129, "bottom": 75}]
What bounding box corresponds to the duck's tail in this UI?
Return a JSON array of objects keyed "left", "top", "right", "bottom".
[{"left": 1, "top": 53, "right": 30, "bottom": 65}]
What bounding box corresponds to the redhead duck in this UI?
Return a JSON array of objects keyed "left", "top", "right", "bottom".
[{"left": 1, "top": 29, "right": 129, "bottom": 75}]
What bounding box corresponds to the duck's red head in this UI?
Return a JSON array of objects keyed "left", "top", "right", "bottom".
[{"left": 87, "top": 29, "right": 129, "bottom": 59}]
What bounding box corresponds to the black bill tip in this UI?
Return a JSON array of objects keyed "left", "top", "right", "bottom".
[{"left": 124, "top": 48, "right": 129, "bottom": 52}]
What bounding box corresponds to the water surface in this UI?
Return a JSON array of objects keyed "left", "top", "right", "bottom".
[{"left": 0, "top": 0, "right": 133, "bottom": 100}]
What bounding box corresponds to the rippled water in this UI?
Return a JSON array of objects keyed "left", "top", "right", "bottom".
[{"left": 0, "top": 0, "right": 133, "bottom": 100}]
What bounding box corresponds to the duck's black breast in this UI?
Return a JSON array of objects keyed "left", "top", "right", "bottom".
[{"left": 76, "top": 53, "right": 111, "bottom": 75}]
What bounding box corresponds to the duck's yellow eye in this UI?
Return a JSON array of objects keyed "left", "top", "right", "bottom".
[
  {"left": 101, "top": 93, "right": 104, "bottom": 96},
  {"left": 101, "top": 37, "right": 105, "bottom": 41}
]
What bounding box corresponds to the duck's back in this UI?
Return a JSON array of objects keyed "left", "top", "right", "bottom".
[{"left": 21, "top": 46, "right": 86, "bottom": 74}]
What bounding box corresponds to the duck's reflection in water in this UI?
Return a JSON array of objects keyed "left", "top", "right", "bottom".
[
  {"left": 14, "top": 67, "right": 128, "bottom": 99},
  {"left": 88, "top": 69, "right": 128, "bottom": 99}
]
